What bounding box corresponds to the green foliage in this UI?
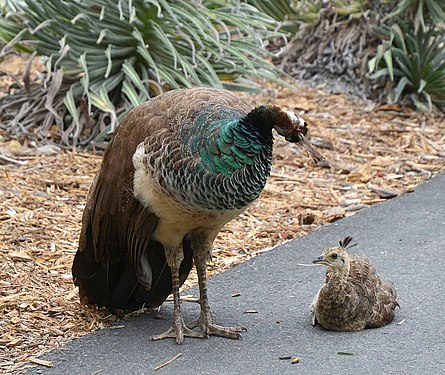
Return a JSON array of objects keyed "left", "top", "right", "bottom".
[
  {"left": 246, "top": 0, "right": 300, "bottom": 33},
  {"left": 368, "top": 0, "right": 445, "bottom": 111},
  {"left": 369, "top": 24, "right": 445, "bottom": 111},
  {"left": 288, "top": 0, "right": 324, "bottom": 25},
  {"left": 0, "top": 0, "right": 289, "bottom": 147},
  {"left": 249, "top": 0, "right": 445, "bottom": 111},
  {"left": 385, "top": 0, "right": 445, "bottom": 32},
  {"left": 324, "top": 0, "right": 369, "bottom": 19},
  {"left": 291, "top": 0, "right": 373, "bottom": 25},
  {"left": 245, "top": 0, "right": 368, "bottom": 34}
]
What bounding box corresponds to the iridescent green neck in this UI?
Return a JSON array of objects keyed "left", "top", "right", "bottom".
[
  {"left": 190, "top": 107, "right": 273, "bottom": 177},
  {"left": 199, "top": 121, "right": 270, "bottom": 176}
]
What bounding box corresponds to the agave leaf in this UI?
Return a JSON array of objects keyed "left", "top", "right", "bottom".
[
  {"left": 78, "top": 52, "right": 91, "bottom": 112},
  {"left": 420, "top": 62, "right": 434, "bottom": 80},
  {"left": 150, "top": 21, "right": 181, "bottom": 70},
  {"left": 411, "top": 53, "right": 422, "bottom": 83},
  {"left": 391, "top": 24, "right": 407, "bottom": 53},
  {"left": 418, "top": 79, "right": 427, "bottom": 93},
  {"left": 393, "top": 76, "right": 411, "bottom": 102},
  {"left": 392, "top": 48, "right": 414, "bottom": 79},
  {"left": 96, "top": 71, "right": 125, "bottom": 93},
  {"left": 368, "top": 56, "right": 378, "bottom": 74},
  {"left": 414, "top": 0, "right": 424, "bottom": 32},
  {"left": 90, "top": 86, "right": 113, "bottom": 110},
  {"left": 412, "top": 92, "right": 432, "bottom": 111},
  {"left": 383, "top": 49, "right": 394, "bottom": 81},
  {"left": 169, "top": 4, "right": 214, "bottom": 44},
  {"left": 45, "top": 68, "right": 64, "bottom": 121},
  {"left": 157, "top": 67, "right": 182, "bottom": 89},
  {"left": 384, "top": 0, "right": 414, "bottom": 21},
  {"left": 63, "top": 87, "right": 80, "bottom": 130},
  {"left": 122, "top": 60, "right": 150, "bottom": 100},
  {"left": 369, "top": 67, "right": 390, "bottom": 80},
  {"left": 195, "top": 54, "right": 224, "bottom": 87},
  {"left": 2, "top": 27, "right": 29, "bottom": 52},
  {"left": 427, "top": 0, "right": 445, "bottom": 25},
  {"left": 122, "top": 79, "right": 144, "bottom": 107},
  {"left": 369, "top": 43, "right": 386, "bottom": 73},
  {"left": 89, "top": 87, "right": 117, "bottom": 132},
  {"left": 136, "top": 45, "right": 161, "bottom": 83},
  {"left": 156, "top": 0, "right": 179, "bottom": 24}
]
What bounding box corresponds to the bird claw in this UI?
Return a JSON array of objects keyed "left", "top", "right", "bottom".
[
  {"left": 205, "top": 323, "right": 244, "bottom": 339},
  {"left": 151, "top": 320, "right": 204, "bottom": 344},
  {"left": 189, "top": 317, "right": 245, "bottom": 339}
]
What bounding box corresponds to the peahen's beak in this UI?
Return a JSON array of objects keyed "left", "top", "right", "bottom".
[{"left": 297, "top": 136, "right": 324, "bottom": 163}]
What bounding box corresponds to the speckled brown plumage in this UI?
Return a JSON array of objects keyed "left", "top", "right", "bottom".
[
  {"left": 311, "top": 236, "right": 399, "bottom": 331},
  {"left": 72, "top": 87, "right": 322, "bottom": 344}
]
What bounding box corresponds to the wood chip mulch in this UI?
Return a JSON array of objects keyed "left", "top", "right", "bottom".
[{"left": 1, "top": 85, "right": 445, "bottom": 374}]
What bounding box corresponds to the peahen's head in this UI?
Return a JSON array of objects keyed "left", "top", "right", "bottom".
[
  {"left": 312, "top": 236, "right": 357, "bottom": 276},
  {"left": 246, "top": 105, "right": 323, "bottom": 163}
]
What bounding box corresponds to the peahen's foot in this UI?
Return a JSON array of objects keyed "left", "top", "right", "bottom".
[
  {"left": 151, "top": 316, "right": 204, "bottom": 344},
  {"left": 189, "top": 315, "right": 245, "bottom": 339},
  {"left": 205, "top": 322, "right": 244, "bottom": 339}
]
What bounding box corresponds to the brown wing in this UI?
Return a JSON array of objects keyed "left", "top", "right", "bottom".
[
  {"left": 366, "top": 280, "right": 399, "bottom": 328},
  {"left": 72, "top": 88, "right": 250, "bottom": 310},
  {"left": 348, "top": 254, "right": 398, "bottom": 328}
]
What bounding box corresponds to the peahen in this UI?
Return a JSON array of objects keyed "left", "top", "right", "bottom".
[
  {"left": 72, "top": 87, "right": 322, "bottom": 344},
  {"left": 311, "top": 236, "right": 399, "bottom": 331}
]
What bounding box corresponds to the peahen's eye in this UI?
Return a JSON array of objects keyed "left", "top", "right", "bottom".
[{"left": 331, "top": 253, "right": 338, "bottom": 259}]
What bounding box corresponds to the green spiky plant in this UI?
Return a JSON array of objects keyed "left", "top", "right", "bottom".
[
  {"left": 384, "top": 0, "right": 445, "bottom": 33},
  {"left": 0, "top": 0, "right": 290, "bottom": 147},
  {"left": 246, "top": 0, "right": 300, "bottom": 34},
  {"left": 368, "top": 0, "right": 445, "bottom": 111},
  {"left": 369, "top": 24, "right": 445, "bottom": 111}
]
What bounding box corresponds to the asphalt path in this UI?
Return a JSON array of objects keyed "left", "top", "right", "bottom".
[{"left": 28, "top": 173, "right": 445, "bottom": 374}]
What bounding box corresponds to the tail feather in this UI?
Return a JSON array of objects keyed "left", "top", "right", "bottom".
[
  {"left": 72, "top": 248, "right": 125, "bottom": 308},
  {"left": 72, "top": 237, "right": 194, "bottom": 311}
]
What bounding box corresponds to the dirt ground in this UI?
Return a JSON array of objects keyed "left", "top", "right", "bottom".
[{"left": 1, "top": 56, "right": 445, "bottom": 374}]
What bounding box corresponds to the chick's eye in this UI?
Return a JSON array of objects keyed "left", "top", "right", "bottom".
[{"left": 331, "top": 253, "right": 338, "bottom": 259}]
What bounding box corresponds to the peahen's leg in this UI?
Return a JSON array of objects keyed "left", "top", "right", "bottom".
[
  {"left": 193, "top": 248, "right": 243, "bottom": 339},
  {"left": 151, "top": 244, "right": 203, "bottom": 344}
]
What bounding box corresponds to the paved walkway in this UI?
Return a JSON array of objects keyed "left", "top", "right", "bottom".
[{"left": 29, "top": 173, "right": 445, "bottom": 374}]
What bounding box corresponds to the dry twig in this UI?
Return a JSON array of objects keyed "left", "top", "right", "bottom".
[{"left": 154, "top": 353, "right": 183, "bottom": 371}]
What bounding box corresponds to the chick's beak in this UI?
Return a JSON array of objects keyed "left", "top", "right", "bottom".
[{"left": 312, "top": 255, "right": 325, "bottom": 264}]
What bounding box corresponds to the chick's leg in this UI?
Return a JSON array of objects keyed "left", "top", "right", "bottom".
[
  {"left": 151, "top": 244, "right": 203, "bottom": 344},
  {"left": 193, "top": 245, "right": 243, "bottom": 339}
]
